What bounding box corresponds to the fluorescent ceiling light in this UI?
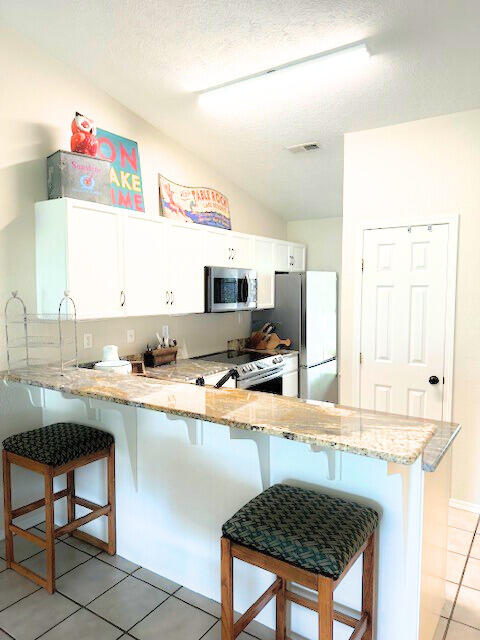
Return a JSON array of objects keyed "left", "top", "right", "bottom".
[{"left": 197, "top": 41, "right": 370, "bottom": 95}]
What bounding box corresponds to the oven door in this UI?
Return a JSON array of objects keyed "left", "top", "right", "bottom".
[
  {"left": 237, "top": 368, "right": 284, "bottom": 394},
  {"left": 206, "top": 267, "right": 257, "bottom": 312}
]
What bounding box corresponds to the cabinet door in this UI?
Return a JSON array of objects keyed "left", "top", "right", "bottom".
[
  {"left": 274, "top": 241, "right": 290, "bottom": 271},
  {"left": 169, "top": 223, "right": 206, "bottom": 314},
  {"left": 291, "top": 245, "right": 306, "bottom": 271},
  {"left": 231, "top": 234, "right": 253, "bottom": 268},
  {"left": 124, "top": 216, "right": 169, "bottom": 316},
  {"left": 66, "top": 204, "right": 124, "bottom": 318},
  {"left": 282, "top": 371, "right": 299, "bottom": 397},
  {"left": 254, "top": 237, "right": 275, "bottom": 309},
  {"left": 204, "top": 228, "right": 229, "bottom": 267}
]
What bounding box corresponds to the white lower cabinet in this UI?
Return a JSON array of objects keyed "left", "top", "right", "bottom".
[
  {"left": 282, "top": 370, "right": 299, "bottom": 397},
  {"left": 35, "top": 198, "right": 305, "bottom": 319}
]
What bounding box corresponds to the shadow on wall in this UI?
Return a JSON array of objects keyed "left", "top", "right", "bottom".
[{"left": 0, "top": 122, "right": 62, "bottom": 369}]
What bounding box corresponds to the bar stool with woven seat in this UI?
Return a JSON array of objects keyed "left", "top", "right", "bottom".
[
  {"left": 221, "top": 484, "right": 379, "bottom": 640},
  {"left": 2, "top": 422, "right": 116, "bottom": 593}
]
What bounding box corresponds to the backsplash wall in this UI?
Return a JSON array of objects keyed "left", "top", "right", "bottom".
[{"left": 76, "top": 311, "right": 252, "bottom": 364}]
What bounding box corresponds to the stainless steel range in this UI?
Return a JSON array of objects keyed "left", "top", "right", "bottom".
[{"left": 194, "top": 350, "right": 285, "bottom": 392}]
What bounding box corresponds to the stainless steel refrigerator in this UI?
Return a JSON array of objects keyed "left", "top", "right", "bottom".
[{"left": 253, "top": 271, "right": 338, "bottom": 402}]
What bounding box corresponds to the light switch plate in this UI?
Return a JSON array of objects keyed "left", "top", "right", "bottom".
[
  {"left": 127, "top": 329, "right": 135, "bottom": 344},
  {"left": 83, "top": 333, "right": 93, "bottom": 349}
]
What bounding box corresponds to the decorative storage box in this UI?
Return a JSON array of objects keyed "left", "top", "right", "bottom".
[{"left": 47, "top": 150, "right": 111, "bottom": 204}]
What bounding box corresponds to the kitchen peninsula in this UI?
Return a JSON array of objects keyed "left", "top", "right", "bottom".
[{"left": 1, "top": 367, "right": 459, "bottom": 640}]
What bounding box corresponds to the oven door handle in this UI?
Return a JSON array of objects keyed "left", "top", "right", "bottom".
[{"left": 237, "top": 365, "right": 286, "bottom": 389}]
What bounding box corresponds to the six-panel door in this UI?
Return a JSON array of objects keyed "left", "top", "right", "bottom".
[{"left": 360, "top": 224, "right": 449, "bottom": 419}]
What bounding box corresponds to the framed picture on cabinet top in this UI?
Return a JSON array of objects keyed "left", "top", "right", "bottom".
[{"left": 159, "top": 175, "right": 231, "bottom": 229}]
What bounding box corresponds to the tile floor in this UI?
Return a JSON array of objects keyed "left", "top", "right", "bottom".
[
  {"left": 0, "top": 522, "right": 275, "bottom": 640},
  {"left": 1, "top": 510, "right": 479, "bottom": 639},
  {"left": 435, "top": 506, "right": 480, "bottom": 639}
]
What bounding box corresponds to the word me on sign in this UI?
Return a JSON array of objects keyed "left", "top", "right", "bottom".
[{"left": 97, "top": 129, "right": 144, "bottom": 212}]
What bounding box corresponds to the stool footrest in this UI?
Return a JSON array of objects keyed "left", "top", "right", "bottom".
[
  {"left": 55, "top": 505, "right": 110, "bottom": 537},
  {"left": 10, "top": 560, "right": 48, "bottom": 590},
  {"left": 234, "top": 578, "right": 281, "bottom": 637},
  {"left": 11, "top": 488, "right": 70, "bottom": 519},
  {"left": 70, "top": 529, "right": 110, "bottom": 553},
  {"left": 9, "top": 524, "right": 47, "bottom": 549},
  {"left": 285, "top": 589, "right": 367, "bottom": 631},
  {"left": 72, "top": 496, "right": 102, "bottom": 511}
]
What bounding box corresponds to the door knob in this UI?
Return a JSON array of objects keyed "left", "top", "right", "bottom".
[{"left": 429, "top": 375, "right": 440, "bottom": 385}]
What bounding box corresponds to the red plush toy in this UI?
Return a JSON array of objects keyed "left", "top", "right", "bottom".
[{"left": 70, "top": 112, "right": 98, "bottom": 157}]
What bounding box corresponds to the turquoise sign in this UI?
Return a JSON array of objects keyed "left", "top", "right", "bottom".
[{"left": 96, "top": 129, "right": 144, "bottom": 212}]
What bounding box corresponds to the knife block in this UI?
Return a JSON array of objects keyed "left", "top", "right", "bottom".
[{"left": 144, "top": 347, "right": 178, "bottom": 367}]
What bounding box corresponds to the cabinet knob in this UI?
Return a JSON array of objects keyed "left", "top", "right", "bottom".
[{"left": 429, "top": 375, "right": 440, "bottom": 385}]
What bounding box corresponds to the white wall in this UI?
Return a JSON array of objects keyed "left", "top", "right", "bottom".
[
  {"left": 287, "top": 217, "right": 342, "bottom": 272},
  {"left": 341, "top": 108, "right": 480, "bottom": 506},
  {"left": 0, "top": 27, "right": 286, "bottom": 370}
]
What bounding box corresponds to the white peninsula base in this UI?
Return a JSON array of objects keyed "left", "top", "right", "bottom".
[{"left": 0, "top": 382, "right": 450, "bottom": 640}]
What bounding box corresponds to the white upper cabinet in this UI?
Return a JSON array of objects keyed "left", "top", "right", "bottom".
[
  {"left": 274, "top": 241, "right": 306, "bottom": 272},
  {"left": 290, "top": 244, "right": 306, "bottom": 271},
  {"left": 35, "top": 199, "right": 305, "bottom": 319},
  {"left": 124, "top": 216, "right": 168, "bottom": 317},
  {"left": 254, "top": 237, "right": 275, "bottom": 309},
  {"left": 36, "top": 199, "right": 125, "bottom": 319},
  {"left": 204, "top": 227, "right": 253, "bottom": 268},
  {"left": 168, "top": 222, "right": 205, "bottom": 314},
  {"left": 229, "top": 233, "right": 253, "bottom": 268}
]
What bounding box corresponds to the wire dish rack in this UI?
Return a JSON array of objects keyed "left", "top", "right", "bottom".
[{"left": 4, "top": 291, "right": 78, "bottom": 372}]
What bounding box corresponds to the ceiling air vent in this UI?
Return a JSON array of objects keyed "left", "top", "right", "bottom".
[{"left": 286, "top": 142, "right": 321, "bottom": 153}]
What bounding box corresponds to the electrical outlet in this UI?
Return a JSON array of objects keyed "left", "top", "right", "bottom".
[
  {"left": 127, "top": 329, "right": 135, "bottom": 344},
  {"left": 83, "top": 333, "right": 93, "bottom": 349}
]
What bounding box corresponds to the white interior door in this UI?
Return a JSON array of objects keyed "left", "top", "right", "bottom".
[{"left": 360, "top": 224, "right": 449, "bottom": 419}]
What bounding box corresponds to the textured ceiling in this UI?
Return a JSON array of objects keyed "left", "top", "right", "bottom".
[{"left": 2, "top": 0, "right": 480, "bottom": 219}]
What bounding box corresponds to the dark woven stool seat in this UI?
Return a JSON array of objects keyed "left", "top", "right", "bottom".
[
  {"left": 3, "top": 423, "right": 114, "bottom": 467},
  {"left": 222, "top": 484, "right": 379, "bottom": 580}
]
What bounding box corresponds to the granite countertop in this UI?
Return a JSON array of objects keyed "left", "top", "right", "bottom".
[
  {"left": 2, "top": 366, "right": 459, "bottom": 470},
  {"left": 142, "top": 359, "right": 230, "bottom": 383}
]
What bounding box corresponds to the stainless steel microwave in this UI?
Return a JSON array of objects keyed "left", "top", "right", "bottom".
[{"left": 205, "top": 267, "right": 257, "bottom": 312}]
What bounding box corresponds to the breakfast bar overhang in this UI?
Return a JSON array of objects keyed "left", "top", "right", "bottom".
[{"left": 0, "top": 367, "right": 460, "bottom": 640}]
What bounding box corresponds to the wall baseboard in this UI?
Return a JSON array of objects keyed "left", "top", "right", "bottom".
[{"left": 450, "top": 498, "right": 480, "bottom": 514}]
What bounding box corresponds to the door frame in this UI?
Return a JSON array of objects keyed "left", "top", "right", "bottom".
[{"left": 350, "top": 214, "right": 459, "bottom": 421}]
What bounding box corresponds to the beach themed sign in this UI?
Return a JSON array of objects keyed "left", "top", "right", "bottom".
[
  {"left": 159, "top": 175, "right": 231, "bottom": 229},
  {"left": 97, "top": 129, "right": 144, "bottom": 212}
]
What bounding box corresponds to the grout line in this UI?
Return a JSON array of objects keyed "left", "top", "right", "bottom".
[
  {"left": 443, "top": 515, "right": 480, "bottom": 639},
  {"left": 126, "top": 594, "right": 173, "bottom": 636}
]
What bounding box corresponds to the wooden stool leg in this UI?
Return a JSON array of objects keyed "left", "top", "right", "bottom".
[
  {"left": 318, "top": 576, "right": 333, "bottom": 640},
  {"left": 362, "top": 533, "right": 376, "bottom": 640},
  {"left": 221, "top": 537, "right": 234, "bottom": 640},
  {"left": 44, "top": 473, "right": 56, "bottom": 594},
  {"left": 2, "top": 451, "right": 13, "bottom": 567},
  {"left": 107, "top": 444, "right": 116, "bottom": 555},
  {"left": 66, "top": 470, "right": 75, "bottom": 526},
  {"left": 276, "top": 577, "right": 286, "bottom": 640}
]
